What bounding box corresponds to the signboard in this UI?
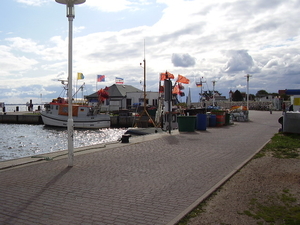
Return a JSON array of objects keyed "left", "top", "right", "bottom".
[
  {"left": 292, "top": 95, "right": 300, "bottom": 111},
  {"left": 294, "top": 97, "right": 300, "bottom": 106}
]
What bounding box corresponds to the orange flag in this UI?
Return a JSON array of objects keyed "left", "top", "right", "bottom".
[
  {"left": 177, "top": 74, "right": 190, "bottom": 84},
  {"left": 160, "top": 72, "right": 175, "bottom": 80},
  {"left": 172, "top": 85, "right": 180, "bottom": 94}
]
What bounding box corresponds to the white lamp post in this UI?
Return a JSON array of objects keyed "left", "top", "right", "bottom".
[
  {"left": 55, "top": 0, "right": 86, "bottom": 167},
  {"left": 245, "top": 74, "right": 252, "bottom": 121},
  {"left": 212, "top": 80, "right": 216, "bottom": 107}
]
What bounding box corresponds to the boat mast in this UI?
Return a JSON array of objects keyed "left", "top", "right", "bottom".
[
  {"left": 135, "top": 39, "right": 156, "bottom": 128},
  {"left": 197, "top": 77, "right": 206, "bottom": 107}
]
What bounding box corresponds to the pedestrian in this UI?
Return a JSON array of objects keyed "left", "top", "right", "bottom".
[{"left": 282, "top": 102, "right": 285, "bottom": 111}]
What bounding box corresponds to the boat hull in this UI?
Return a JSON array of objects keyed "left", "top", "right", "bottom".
[{"left": 41, "top": 112, "right": 110, "bottom": 129}]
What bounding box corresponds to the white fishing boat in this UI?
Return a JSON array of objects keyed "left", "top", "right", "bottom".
[{"left": 41, "top": 81, "right": 110, "bottom": 129}]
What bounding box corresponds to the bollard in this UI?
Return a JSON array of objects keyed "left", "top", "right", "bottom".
[{"left": 121, "top": 134, "right": 131, "bottom": 143}]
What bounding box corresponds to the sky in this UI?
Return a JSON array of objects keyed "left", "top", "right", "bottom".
[{"left": 0, "top": 0, "right": 300, "bottom": 105}]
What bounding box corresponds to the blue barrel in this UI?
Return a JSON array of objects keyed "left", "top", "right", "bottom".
[
  {"left": 209, "top": 114, "right": 216, "bottom": 127},
  {"left": 196, "top": 114, "right": 207, "bottom": 130}
]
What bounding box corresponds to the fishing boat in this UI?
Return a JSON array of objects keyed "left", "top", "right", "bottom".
[{"left": 41, "top": 81, "right": 110, "bottom": 129}]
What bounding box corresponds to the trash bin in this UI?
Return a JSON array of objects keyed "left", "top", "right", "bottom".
[
  {"left": 209, "top": 114, "right": 216, "bottom": 127},
  {"left": 225, "top": 113, "right": 231, "bottom": 125},
  {"left": 196, "top": 114, "right": 207, "bottom": 130},
  {"left": 216, "top": 115, "right": 225, "bottom": 127},
  {"left": 177, "top": 116, "right": 196, "bottom": 132}
]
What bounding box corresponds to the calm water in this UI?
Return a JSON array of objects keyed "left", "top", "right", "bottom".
[{"left": 0, "top": 124, "right": 127, "bottom": 162}]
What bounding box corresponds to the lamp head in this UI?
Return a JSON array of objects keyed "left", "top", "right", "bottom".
[
  {"left": 55, "top": 0, "right": 85, "bottom": 17},
  {"left": 55, "top": 0, "right": 86, "bottom": 5}
]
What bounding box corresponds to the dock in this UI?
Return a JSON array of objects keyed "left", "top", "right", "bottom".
[
  {"left": 0, "top": 112, "right": 43, "bottom": 125},
  {"left": 0, "top": 111, "right": 282, "bottom": 224},
  {"left": 0, "top": 111, "right": 152, "bottom": 128}
]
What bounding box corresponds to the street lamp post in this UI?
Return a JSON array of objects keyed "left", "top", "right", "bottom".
[
  {"left": 55, "top": 0, "right": 86, "bottom": 167},
  {"left": 212, "top": 80, "right": 216, "bottom": 107},
  {"left": 245, "top": 74, "right": 252, "bottom": 121}
]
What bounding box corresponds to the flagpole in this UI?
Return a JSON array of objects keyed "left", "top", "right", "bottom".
[
  {"left": 76, "top": 75, "right": 78, "bottom": 102},
  {"left": 167, "top": 71, "right": 171, "bottom": 134}
]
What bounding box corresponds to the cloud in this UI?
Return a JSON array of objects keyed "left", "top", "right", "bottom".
[
  {"left": 222, "top": 50, "right": 254, "bottom": 73},
  {"left": 0, "top": 46, "right": 38, "bottom": 75},
  {"left": 85, "top": 0, "right": 140, "bottom": 12},
  {"left": 16, "top": 0, "right": 50, "bottom": 6},
  {"left": 4, "top": 0, "right": 300, "bottom": 104},
  {"left": 5, "top": 37, "right": 44, "bottom": 54},
  {"left": 74, "top": 26, "right": 85, "bottom": 33},
  {"left": 171, "top": 53, "right": 196, "bottom": 67}
]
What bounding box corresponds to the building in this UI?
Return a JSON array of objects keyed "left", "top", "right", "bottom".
[{"left": 85, "top": 84, "right": 159, "bottom": 111}]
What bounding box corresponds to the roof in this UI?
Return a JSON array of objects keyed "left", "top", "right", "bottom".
[
  {"left": 86, "top": 84, "right": 142, "bottom": 99},
  {"left": 285, "top": 89, "right": 300, "bottom": 95},
  {"left": 108, "top": 84, "right": 142, "bottom": 97}
]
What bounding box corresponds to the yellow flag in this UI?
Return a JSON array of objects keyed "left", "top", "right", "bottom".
[{"left": 77, "top": 73, "right": 84, "bottom": 80}]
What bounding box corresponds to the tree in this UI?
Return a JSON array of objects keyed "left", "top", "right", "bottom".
[
  {"left": 249, "top": 94, "right": 255, "bottom": 101},
  {"left": 232, "top": 90, "right": 243, "bottom": 101},
  {"left": 279, "top": 93, "right": 290, "bottom": 101},
  {"left": 256, "top": 90, "right": 268, "bottom": 97}
]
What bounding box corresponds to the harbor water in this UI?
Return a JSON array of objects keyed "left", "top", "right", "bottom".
[{"left": 0, "top": 124, "right": 127, "bottom": 162}]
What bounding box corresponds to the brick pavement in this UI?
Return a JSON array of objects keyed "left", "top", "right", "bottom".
[{"left": 0, "top": 111, "right": 282, "bottom": 225}]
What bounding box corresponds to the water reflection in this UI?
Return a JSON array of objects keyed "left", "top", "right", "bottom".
[{"left": 0, "top": 124, "right": 127, "bottom": 161}]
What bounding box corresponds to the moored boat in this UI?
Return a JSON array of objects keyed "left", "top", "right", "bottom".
[{"left": 41, "top": 82, "right": 110, "bottom": 129}]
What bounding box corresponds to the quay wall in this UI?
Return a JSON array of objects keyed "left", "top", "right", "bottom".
[
  {"left": 0, "top": 114, "right": 138, "bottom": 127},
  {"left": 110, "top": 116, "right": 136, "bottom": 128},
  {"left": 0, "top": 114, "right": 43, "bottom": 125}
]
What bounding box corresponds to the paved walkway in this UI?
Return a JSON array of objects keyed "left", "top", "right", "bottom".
[{"left": 0, "top": 111, "right": 282, "bottom": 225}]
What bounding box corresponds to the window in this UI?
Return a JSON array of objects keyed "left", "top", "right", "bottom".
[
  {"left": 152, "top": 99, "right": 158, "bottom": 106},
  {"left": 139, "top": 98, "right": 149, "bottom": 104}
]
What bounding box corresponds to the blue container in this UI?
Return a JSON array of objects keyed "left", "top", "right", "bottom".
[
  {"left": 209, "top": 114, "right": 216, "bottom": 127},
  {"left": 196, "top": 114, "right": 207, "bottom": 130}
]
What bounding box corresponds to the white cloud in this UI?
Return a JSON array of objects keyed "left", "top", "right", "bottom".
[
  {"left": 85, "top": 0, "right": 136, "bottom": 12},
  {"left": 0, "top": 45, "right": 38, "bottom": 75},
  {"left": 172, "top": 53, "right": 196, "bottom": 67},
  {"left": 3, "top": 0, "right": 300, "bottom": 104},
  {"left": 74, "top": 26, "right": 85, "bottom": 33},
  {"left": 16, "top": 0, "right": 50, "bottom": 6},
  {"left": 6, "top": 37, "right": 44, "bottom": 54},
  {"left": 222, "top": 50, "right": 254, "bottom": 73}
]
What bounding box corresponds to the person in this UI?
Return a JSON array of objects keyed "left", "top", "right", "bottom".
[
  {"left": 269, "top": 103, "right": 272, "bottom": 114},
  {"left": 289, "top": 104, "right": 294, "bottom": 111},
  {"left": 282, "top": 102, "right": 286, "bottom": 112}
]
